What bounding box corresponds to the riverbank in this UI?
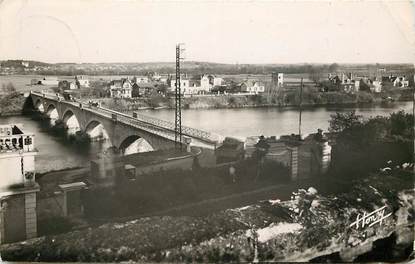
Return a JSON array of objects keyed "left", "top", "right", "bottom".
[
  {"left": 0, "top": 88, "right": 413, "bottom": 116},
  {"left": 0, "top": 92, "right": 28, "bottom": 116},
  {"left": 99, "top": 89, "right": 414, "bottom": 112}
]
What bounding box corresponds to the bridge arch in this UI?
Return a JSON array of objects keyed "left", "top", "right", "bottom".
[
  {"left": 45, "top": 104, "right": 59, "bottom": 118},
  {"left": 45, "top": 104, "right": 59, "bottom": 125},
  {"left": 62, "top": 109, "right": 81, "bottom": 135},
  {"left": 34, "top": 99, "right": 44, "bottom": 113},
  {"left": 119, "top": 135, "right": 154, "bottom": 155},
  {"left": 85, "top": 120, "right": 110, "bottom": 142}
]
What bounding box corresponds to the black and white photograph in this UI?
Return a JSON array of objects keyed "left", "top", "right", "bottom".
[{"left": 0, "top": 0, "right": 413, "bottom": 262}]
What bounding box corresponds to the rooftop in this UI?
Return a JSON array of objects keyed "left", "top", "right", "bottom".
[
  {"left": 0, "top": 124, "right": 36, "bottom": 153},
  {"left": 0, "top": 124, "right": 23, "bottom": 136}
]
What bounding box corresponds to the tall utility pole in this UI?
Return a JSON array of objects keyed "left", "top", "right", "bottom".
[
  {"left": 298, "top": 78, "right": 303, "bottom": 139},
  {"left": 175, "top": 43, "right": 185, "bottom": 148}
]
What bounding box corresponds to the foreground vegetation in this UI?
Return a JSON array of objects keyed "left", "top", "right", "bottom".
[
  {"left": 327, "top": 110, "right": 413, "bottom": 179},
  {"left": 1, "top": 168, "right": 413, "bottom": 262},
  {"left": 85, "top": 158, "right": 289, "bottom": 219}
]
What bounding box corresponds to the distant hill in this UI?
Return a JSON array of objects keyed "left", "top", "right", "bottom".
[
  {"left": 0, "top": 60, "right": 51, "bottom": 68},
  {"left": 1, "top": 59, "right": 413, "bottom": 76}
]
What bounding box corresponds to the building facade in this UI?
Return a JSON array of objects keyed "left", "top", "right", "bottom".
[
  {"left": 277, "top": 73, "right": 284, "bottom": 87},
  {"left": 41, "top": 76, "right": 59, "bottom": 86},
  {"left": 135, "top": 76, "right": 149, "bottom": 84},
  {"left": 76, "top": 76, "right": 90, "bottom": 88},
  {"left": 169, "top": 78, "right": 190, "bottom": 93},
  {"left": 241, "top": 80, "right": 265, "bottom": 93},
  {"left": 110, "top": 79, "right": 132, "bottom": 98},
  {"left": 0, "top": 124, "right": 39, "bottom": 244}
]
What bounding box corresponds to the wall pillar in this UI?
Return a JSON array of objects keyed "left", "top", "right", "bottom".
[
  {"left": 0, "top": 184, "right": 39, "bottom": 244},
  {"left": 58, "top": 182, "right": 86, "bottom": 217},
  {"left": 183, "top": 137, "right": 192, "bottom": 152},
  {"left": 24, "top": 192, "right": 37, "bottom": 239}
]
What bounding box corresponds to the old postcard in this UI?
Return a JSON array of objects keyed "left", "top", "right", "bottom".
[{"left": 0, "top": 0, "right": 413, "bottom": 262}]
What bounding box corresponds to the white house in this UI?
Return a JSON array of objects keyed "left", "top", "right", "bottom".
[
  {"left": 41, "top": 76, "right": 59, "bottom": 86},
  {"left": 160, "top": 77, "right": 168, "bottom": 84},
  {"left": 393, "top": 76, "right": 409, "bottom": 87},
  {"left": 213, "top": 77, "right": 223, "bottom": 86},
  {"left": 135, "top": 76, "right": 149, "bottom": 84},
  {"left": 241, "top": 80, "right": 265, "bottom": 93},
  {"left": 69, "top": 82, "right": 77, "bottom": 90},
  {"left": 76, "top": 76, "right": 90, "bottom": 88},
  {"left": 200, "top": 75, "right": 211, "bottom": 91},
  {"left": 354, "top": 80, "right": 360, "bottom": 92},
  {"left": 169, "top": 78, "right": 190, "bottom": 93},
  {"left": 110, "top": 79, "right": 132, "bottom": 98},
  {"left": 251, "top": 81, "right": 265, "bottom": 93},
  {"left": 277, "top": 73, "right": 284, "bottom": 87},
  {"left": 371, "top": 80, "right": 382, "bottom": 93}
]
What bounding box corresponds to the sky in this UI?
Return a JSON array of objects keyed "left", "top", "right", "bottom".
[{"left": 0, "top": 0, "right": 414, "bottom": 64}]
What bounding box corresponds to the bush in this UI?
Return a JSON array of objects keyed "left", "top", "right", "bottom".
[
  {"left": 328, "top": 111, "right": 414, "bottom": 179},
  {"left": 38, "top": 216, "right": 75, "bottom": 236}
]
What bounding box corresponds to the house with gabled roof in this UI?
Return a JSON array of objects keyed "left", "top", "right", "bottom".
[
  {"left": 110, "top": 78, "right": 132, "bottom": 98},
  {"left": 240, "top": 80, "right": 265, "bottom": 94}
]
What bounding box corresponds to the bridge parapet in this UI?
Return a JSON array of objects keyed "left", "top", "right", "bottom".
[
  {"left": 97, "top": 106, "right": 221, "bottom": 144},
  {"left": 132, "top": 112, "right": 213, "bottom": 140}
]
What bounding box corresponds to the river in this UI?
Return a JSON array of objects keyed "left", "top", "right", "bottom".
[
  {"left": 0, "top": 101, "right": 412, "bottom": 173},
  {"left": 139, "top": 102, "right": 414, "bottom": 138}
]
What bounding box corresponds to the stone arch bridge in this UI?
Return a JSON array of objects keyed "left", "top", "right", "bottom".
[{"left": 30, "top": 91, "right": 221, "bottom": 153}]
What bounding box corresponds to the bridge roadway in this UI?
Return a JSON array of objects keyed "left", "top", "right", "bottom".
[{"left": 30, "top": 91, "right": 222, "bottom": 150}]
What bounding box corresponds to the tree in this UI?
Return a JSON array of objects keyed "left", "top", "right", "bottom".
[
  {"left": 328, "top": 111, "right": 413, "bottom": 179},
  {"left": 328, "top": 111, "right": 363, "bottom": 133},
  {"left": 320, "top": 80, "right": 340, "bottom": 92},
  {"left": 308, "top": 66, "right": 324, "bottom": 84},
  {"left": 328, "top": 63, "right": 339, "bottom": 72},
  {"left": 88, "top": 80, "right": 109, "bottom": 98},
  {"left": 1, "top": 82, "right": 16, "bottom": 94},
  {"left": 156, "top": 83, "right": 168, "bottom": 95},
  {"left": 227, "top": 81, "right": 241, "bottom": 93},
  {"left": 389, "top": 110, "right": 414, "bottom": 140}
]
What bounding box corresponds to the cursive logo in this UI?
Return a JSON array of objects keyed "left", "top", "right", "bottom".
[{"left": 349, "top": 205, "right": 392, "bottom": 230}]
